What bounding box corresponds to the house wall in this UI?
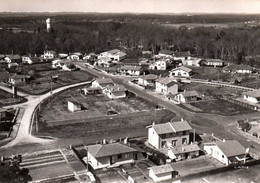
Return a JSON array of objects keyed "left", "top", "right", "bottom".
[
  {"left": 159, "top": 133, "right": 190, "bottom": 148},
  {"left": 175, "top": 94, "right": 186, "bottom": 103},
  {"left": 148, "top": 128, "right": 160, "bottom": 149},
  {"left": 171, "top": 69, "right": 190, "bottom": 77},
  {"left": 149, "top": 170, "right": 172, "bottom": 182},
  {"left": 204, "top": 145, "right": 229, "bottom": 165},
  {"left": 174, "top": 56, "right": 191, "bottom": 61},
  {"left": 244, "top": 95, "right": 258, "bottom": 104},
  {"left": 168, "top": 85, "right": 178, "bottom": 95},
  {"left": 68, "top": 101, "right": 81, "bottom": 112}
]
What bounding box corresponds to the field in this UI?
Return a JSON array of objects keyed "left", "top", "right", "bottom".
[
  {"left": 19, "top": 68, "right": 94, "bottom": 94},
  {"left": 0, "top": 89, "right": 26, "bottom": 107},
  {"left": 34, "top": 87, "right": 176, "bottom": 139},
  {"left": 162, "top": 22, "right": 245, "bottom": 29}
]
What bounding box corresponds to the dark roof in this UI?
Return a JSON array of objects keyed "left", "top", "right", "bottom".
[
  {"left": 87, "top": 143, "right": 138, "bottom": 158},
  {"left": 155, "top": 77, "right": 177, "bottom": 87},
  {"left": 171, "top": 66, "right": 192, "bottom": 73},
  {"left": 180, "top": 91, "right": 199, "bottom": 97},
  {"left": 174, "top": 51, "right": 191, "bottom": 57},
  {"left": 106, "top": 85, "right": 126, "bottom": 92},
  {"left": 120, "top": 65, "right": 142, "bottom": 71},
  {"left": 170, "top": 144, "right": 200, "bottom": 154},
  {"left": 243, "top": 89, "right": 260, "bottom": 98},
  {"left": 215, "top": 140, "right": 246, "bottom": 157},
  {"left": 152, "top": 121, "right": 192, "bottom": 135},
  {"left": 159, "top": 50, "right": 174, "bottom": 55},
  {"left": 148, "top": 164, "right": 175, "bottom": 175},
  {"left": 95, "top": 78, "right": 114, "bottom": 85},
  {"left": 225, "top": 64, "right": 254, "bottom": 70},
  {"left": 140, "top": 74, "right": 158, "bottom": 80},
  {"left": 5, "top": 54, "right": 21, "bottom": 60},
  {"left": 203, "top": 59, "right": 223, "bottom": 63}
]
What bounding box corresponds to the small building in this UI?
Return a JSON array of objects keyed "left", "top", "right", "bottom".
[
  {"left": 174, "top": 51, "right": 191, "bottom": 61},
  {"left": 118, "top": 65, "right": 143, "bottom": 76},
  {"left": 223, "top": 64, "right": 254, "bottom": 74},
  {"left": 138, "top": 74, "right": 158, "bottom": 87},
  {"left": 67, "top": 100, "right": 82, "bottom": 112},
  {"left": 67, "top": 52, "right": 83, "bottom": 61},
  {"left": 4, "top": 55, "right": 21, "bottom": 63},
  {"left": 184, "top": 58, "right": 201, "bottom": 67},
  {"left": 148, "top": 164, "right": 178, "bottom": 182},
  {"left": 170, "top": 66, "right": 192, "bottom": 78},
  {"left": 103, "top": 85, "right": 127, "bottom": 99},
  {"left": 22, "top": 56, "right": 41, "bottom": 64},
  {"left": 95, "top": 57, "right": 113, "bottom": 68},
  {"left": 168, "top": 143, "right": 200, "bottom": 161},
  {"left": 52, "top": 59, "right": 75, "bottom": 71},
  {"left": 158, "top": 50, "right": 174, "bottom": 58},
  {"left": 243, "top": 89, "right": 260, "bottom": 104},
  {"left": 204, "top": 140, "right": 247, "bottom": 165},
  {"left": 155, "top": 77, "right": 178, "bottom": 95},
  {"left": 43, "top": 50, "right": 57, "bottom": 60},
  {"left": 83, "top": 143, "right": 142, "bottom": 169},
  {"left": 99, "top": 49, "right": 126, "bottom": 62},
  {"left": 200, "top": 59, "right": 224, "bottom": 67},
  {"left": 58, "top": 53, "right": 69, "bottom": 59},
  {"left": 92, "top": 78, "right": 114, "bottom": 89},
  {"left": 8, "top": 74, "right": 30, "bottom": 85},
  {"left": 149, "top": 59, "right": 167, "bottom": 70},
  {"left": 82, "top": 86, "right": 102, "bottom": 95},
  {"left": 7, "top": 62, "right": 19, "bottom": 68},
  {"left": 148, "top": 121, "right": 192, "bottom": 149},
  {"left": 174, "top": 91, "right": 199, "bottom": 103}
]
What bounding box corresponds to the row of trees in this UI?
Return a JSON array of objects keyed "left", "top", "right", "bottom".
[{"left": 0, "top": 17, "right": 259, "bottom": 65}]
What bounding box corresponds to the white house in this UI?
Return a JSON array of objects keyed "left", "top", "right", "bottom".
[
  {"left": 170, "top": 66, "right": 192, "bottom": 78},
  {"left": 4, "top": 55, "right": 21, "bottom": 63},
  {"left": 119, "top": 65, "right": 142, "bottom": 76},
  {"left": 52, "top": 59, "right": 75, "bottom": 71},
  {"left": 43, "top": 50, "right": 56, "bottom": 59},
  {"left": 155, "top": 77, "right": 178, "bottom": 95},
  {"left": 82, "top": 143, "right": 142, "bottom": 170},
  {"left": 58, "top": 53, "right": 69, "bottom": 59},
  {"left": 99, "top": 49, "right": 126, "bottom": 62},
  {"left": 184, "top": 58, "right": 201, "bottom": 67},
  {"left": 95, "top": 57, "right": 113, "bottom": 67},
  {"left": 67, "top": 100, "right": 82, "bottom": 112},
  {"left": 168, "top": 143, "right": 200, "bottom": 161},
  {"left": 173, "top": 51, "right": 191, "bottom": 61},
  {"left": 138, "top": 74, "right": 158, "bottom": 87},
  {"left": 200, "top": 59, "right": 224, "bottom": 67},
  {"left": 174, "top": 91, "right": 199, "bottom": 103},
  {"left": 103, "top": 85, "right": 127, "bottom": 99},
  {"left": 223, "top": 64, "right": 254, "bottom": 74},
  {"left": 204, "top": 140, "right": 247, "bottom": 165},
  {"left": 22, "top": 56, "right": 41, "bottom": 64},
  {"left": 149, "top": 59, "right": 167, "bottom": 70},
  {"left": 67, "top": 52, "right": 83, "bottom": 61},
  {"left": 9, "top": 74, "right": 30, "bottom": 85},
  {"left": 148, "top": 164, "right": 178, "bottom": 182},
  {"left": 243, "top": 89, "right": 260, "bottom": 104},
  {"left": 92, "top": 78, "right": 114, "bottom": 89}
]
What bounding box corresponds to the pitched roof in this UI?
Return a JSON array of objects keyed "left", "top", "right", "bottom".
[
  {"left": 9, "top": 74, "right": 30, "bottom": 79},
  {"left": 120, "top": 65, "right": 142, "bottom": 71},
  {"left": 170, "top": 144, "right": 200, "bottom": 154},
  {"left": 203, "top": 59, "right": 223, "bottom": 63},
  {"left": 152, "top": 121, "right": 192, "bottom": 134},
  {"left": 106, "top": 85, "right": 126, "bottom": 92},
  {"left": 171, "top": 66, "right": 192, "bottom": 73},
  {"left": 225, "top": 64, "right": 254, "bottom": 70},
  {"left": 155, "top": 77, "right": 177, "bottom": 87},
  {"left": 180, "top": 91, "right": 199, "bottom": 97},
  {"left": 174, "top": 51, "right": 191, "bottom": 57},
  {"left": 140, "top": 74, "right": 158, "bottom": 80},
  {"left": 215, "top": 140, "right": 246, "bottom": 157},
  {"left": 159, "top": 50, "right": 174, "bottom": 55},
  {"left": 87, "top": 143, "right": 138, "bottom": 158},
  {"left": 95, "top": 78, "right": 114, "bottom": 85},
  {"left": 148, "top": 164, "right": 175, "bottom": 175},
  {"left": 243, "top": 89, "right": 260, "bottom": 98},
  {"left": 107, "top": 49, "right": 121, "bottom": 54},
  {"left": 5, "top": 54, "right": 21, "bottom": 60}
]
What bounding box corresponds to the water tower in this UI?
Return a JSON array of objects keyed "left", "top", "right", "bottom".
[{"left": 46, "top": 18, "right": 51, "bottom": 32}]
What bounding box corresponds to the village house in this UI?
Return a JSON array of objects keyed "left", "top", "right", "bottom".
[
  {"left": 58, "top": 53, "right": 69, "bottom": 59},
  {"left": 52, "top": 59, "right": 75, "bottom": 71},
  {"left": 138, "top": 74, "right": 158, "bottom": 87},
  {"left": 173, "top": 51, "right": 191, "bottom": 61},
  {"left": 148, "top": 164, "right": 178, "bottom": 182},
  {"left": 204, "top": 140, "right": 247, "bottom": 165},
  {"left": 149, "top": 59, "right": 168, "bottom": 70},
  {"left": 169, "top": 66, "right": 192, "bottom": 78},
  {"left": 43, "top": 50, "right": 57, "bottom": 60},
  {"left": 67, "top": 52, "right": 83, "bottom": 61},
  {"left": 94, "top": 57, "right": 113, "bottom": 67},
  {"left": 99, "top": 49, "right": 126, "bottom": 62},
  {"left": 4, "top": 55, "right": 21, "bottom": 63},
  {"left": 22, "top": 56, "right": 41, "bottom": 64},
  {"left": 155, "top": 77, "right": 178, "bottom": 95},
  {"left": 8, "top": 74, "right": 30, "bottom": 85},
  {"left": 103, "top": 85, "right": 127, "bottom": 99},
  {"left": 91, "top": 78, "right": 114, "bottom": 89},
  {"left": 118, "top": 65, "right": 143, "bottom": 76},
  {"left": 158, "top": 50, "right": 174, "bottom": 58},
  {"left": 7, "top": 63, "right": 19, "bottom": 68},
  {"left": 200, "top": 59, "right": 224, "bottom": 67},
  {"left": 67, "top": 100, "right": 82, "bottom": 112},
  {"left": 174, "top": 90, "right": 200, "bottom": 103},
  {"left": 183, "top": 58, "right": 201, "bottom": 67},
  {"left": 243, "top": 89, "right": 260, "bottom": 104},
  {"left": 82, "top": 143, "right": 143, "bottom": 169},
  {"left": 148, "top": 121, "right": 200, "bottom": 161},
  {"left": 223, "top": 64, "right": 254, "bottom": 74},
  {"left": 83, "top": 53, "right": 97, "bottom": 60}
]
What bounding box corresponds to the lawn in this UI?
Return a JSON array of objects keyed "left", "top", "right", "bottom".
[{"left": 191, "top": 99, "right": 253, "bottom": 116}]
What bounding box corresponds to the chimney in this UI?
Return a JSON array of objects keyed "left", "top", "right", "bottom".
[
  {"left": 124, "top": 137, "right": 128, "bottom": 144},
  {"left": 223, "top": 139, "right": 226, "bottom": 142},
  {"left": 103, "top": 139, "right": 106, "bottom": 144},
  {"left": 181, "top": 118, "right": 184, "bottom": 121}
]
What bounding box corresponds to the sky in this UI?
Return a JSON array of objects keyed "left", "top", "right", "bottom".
[{"left": 0, "top": 0, "right": 260, "bottom": 14}]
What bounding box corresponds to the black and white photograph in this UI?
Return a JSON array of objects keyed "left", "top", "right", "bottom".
[{"left": 0, "top": 0, "right": 260, "bottom": 182}]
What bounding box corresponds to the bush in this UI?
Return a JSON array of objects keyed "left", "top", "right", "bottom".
[{"left": 237, "top": 120, "right": 251, "bottom": 132}]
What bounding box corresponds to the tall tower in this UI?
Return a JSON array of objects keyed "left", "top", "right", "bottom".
[{"left": 46, "top": 18, "right": 51, "bottom": 32}]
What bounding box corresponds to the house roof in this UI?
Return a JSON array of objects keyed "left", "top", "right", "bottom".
[
  {"left": 106, "top": 49, "right": 121, "bottom": 54},
  {"left": 174, "top": 51, "right": 191, "bottom": 57},
  {"left": 87, "top": 143, "right": 138, "bottom": 158},
  {"left": 106, "top": 85, "right": 126, "bottom": 92},
  {"left": 140, "top": 74, "right": 158, "bottom": 80},
  {"left": 203, "top": 59, "right": 223, "bottom": 63},
  {"left": 159, "top": 50, "right": 174, "bottom": 55},
  {"left": 243, "top": 89, "right": 260, "bottom": 98},
  {"left": 5, "top": 54, "right": 21, "bottom": 60},
  {"left": 225, "top": 64, "right": 254, "bottom": 71},
  {"left": 120, "top": 65, "right": 142, "bottom": 71},
  {"left": 170, "top": 144, "right": 200, "bottom": 154},
  {"left": 171, "top": 66, "right": 192, "bottom": 73},
  {"left": 215, "top": 140, "right": 246, "bottom": 157},
  {"left": 99, "top": 57, "right": 112, "bottom": 62},
  {"left": 152, "top": 121, "right": 192, "bottom": 135},
  {"left": 156, "top": 77, "right": 177, "bottom": 87},
  {"left": 148, "top": 164, "right": 175, "bottom": 175},
  {"left": 9, "top": 74, "right": 30, "bottom": 79},
  {"left": 95, "top": 78, "right": 114, "bottom": 85},
  {"left": 115, "top": 52, "right": 127, "bottom": 57},
  {"left": 180, "top": 91, "right": 199, "bottom": 97}
]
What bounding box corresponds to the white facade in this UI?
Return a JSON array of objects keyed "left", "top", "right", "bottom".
[
  {"left": 67, "top": 101, "right": 81, "bottom": 112},
  {"left": 149, "top": 60, "right": 167, "bottom": 70},
  {"left": 170, "top": 68, "right": 191, "bottom": 77},
  {"left": 243, "top": 95, "right": 259, "bottom": 104},
  {"left": 204, "top": 144, "right": 229, "bottom": 165},
  {"left": 67, "top": 55, "right": 80, "bottom": 61},
  {"left": 43, "top": 51, "right": 56, "bottom": 59},
  {"left": 22, "top": 56, "right": 33, "bottom": 64},
  {"left": 148, "top": 127, "right": 160, "bottom": 149}
]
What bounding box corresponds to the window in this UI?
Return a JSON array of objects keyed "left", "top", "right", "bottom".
[
  {"left": 161, "top": 141, "right": 166, "bottom": 148},
  {"left": 117, "top": 154, "right": 122, "bottom": 159},
  {"left": 125, "top": 154, "right": 129, "bottom": 158},
  {"left": 172, "top": 140, "right": 177, "bottom": 146},
  {"left": 182, "top": 138, "right": 187, "bottom": 145},
  {"left": 161, "top": 134, "right": 166, "bottom": 138}
]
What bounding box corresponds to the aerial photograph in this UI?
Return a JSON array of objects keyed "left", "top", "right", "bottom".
[{"left": 0, "top": 0, "right": 260, "bottom": 182}]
